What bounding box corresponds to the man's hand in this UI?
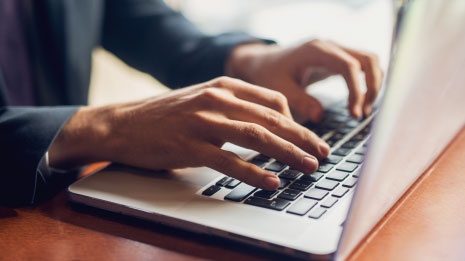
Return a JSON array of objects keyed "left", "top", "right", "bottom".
[
  {"left": 49, "top": 77, "right": 329, "bottom": 191},
  {"left": 226, "top": 39, "right": 384, "bottom": 121}
]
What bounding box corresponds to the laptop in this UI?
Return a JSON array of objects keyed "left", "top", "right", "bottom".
[{"left": 68, "top": 1, "right": 465, "bottom": 260}]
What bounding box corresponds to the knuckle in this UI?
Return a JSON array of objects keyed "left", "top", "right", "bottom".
[
  {"left": 242, "top": 123, "right": 265, "bottom": 144},
  {"left": 264, "top": 111, "right": 284, "bottom": 130},
  {"left": 366, "top": 53, "right": 380, "bottom": 65},
  {"left": 345, "top": 58, "right": 361, "bottom": 72},
  {"left": 309, "top": 39, "right": 324, "bottom": 46},
  {"left": 271, "top": 91, "right": 289, "bottom": 112},
  {"left": 305, "top": 129, "right": 320, "bottom": 141},
  {"left": 243, "top": 164, "right": 257, "bottom": 177},
  {"left": 213, "top": 153, "right": 231, "bottom": 170},
  {"left": 275, "top": 91, "right": 288, "bottom": 105},
  {"left": 213, "top": 76, "right": 233, "bottom": 87},
  {"left": 198, "top": 88, "right": 224, "bottom": 106},
  {"left": 283, "top": 142, "right": 298, "bottom": 162}
]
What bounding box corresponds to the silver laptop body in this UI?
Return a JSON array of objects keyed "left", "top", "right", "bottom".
[{"left": 68, "top": 1, "right": 465, "bottom": 259}]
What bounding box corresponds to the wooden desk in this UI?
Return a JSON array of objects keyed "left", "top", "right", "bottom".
[{"left": 1, "top": 128, "right": 464, "bottom": 260}]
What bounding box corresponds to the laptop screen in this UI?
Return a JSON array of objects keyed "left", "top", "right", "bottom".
[{"left": 337, "top": 1, "right": 465, "bottom": 259}]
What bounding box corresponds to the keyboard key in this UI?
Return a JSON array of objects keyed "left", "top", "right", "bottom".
[
  {"left": 202, "top": 185, "right": 221, "bottom": 196},
  {"left": 253, "top": 154, "right": 270, "bottom": 162},
  {"left": 315, "top": 179, "right": 339, "bottom": 191},
  {"left": 254, "top": 190, "right": 279, "bottom": 199},
  {"left": 349, "top": 136, "right": 364, "bottom": 143},
  {"left": 325, "top": 170, "right": 349, "bottom": 181},
  {"left": 265, "top": 161, "right": 287, "bottom": 172},
  {"left": 225, "top": 179, "right": 241, "bottom": 189},
  {"left": 342, "top": 176, "right": 358, "bottom": 188},
  {"left": 314, "top": 127, "right": 332, "bottom": 136},
  {"left": 329, "top": 106, "right": 350, "bottom": 116},
  {"left": 330, "top": 114, "right": 350, "bottom": 123},
  {"left": 278, "top": 189, "right": 302, "bottom": 201},
  {"left": 345, "top": 120, "right": 360, "bottom": 128},
  {"left": 342, "top": 140, "right": 359, "bottom": 149},
  {"left": 321, "top": 197, "right": 338, "bottom": 208},
  {"left": 333, "top": 148, "right": 351, "bottom": 156},
  {"left": 351, "top": 133, "right": 366, "bottom": 142},
  {"left": 332, "top": 187, "right": 350, "bottom": 198},
  {"left": 352, "top": 170, "right": 361, "bottom": 178},
  {"left": 308, "top": 207, "right": 327, "bottom": 219},
  {"left": 279, "top": 169, "right": 301, "bottom": 180},
  {"left": 289, "top": 179, "right": 313, "bottom": 191},
  {"left": 224, "top": 183, "right": 256, "bottom": 202},
  {"left": 346, "top": 154, "right": 364, "bottom": 164},
  {"left": 286, "top": 198, "right": 317, "bottom": 216},
  {"left": 338, "top": 127, "right": 353, "bottom": 135},
  {"left": 300, "top": 172, "right": 324, "bottom": 182},
  {"left": 326, "top": 121, "right": 343, "bottom": 130},
  {"left": 327, "top": 139, "right": 336, "bottom": 147},
  {"left": 361, "top": 126, "right": 370, "bottom": 135},
  {"left": 323, "top": 155, "right": 343, "bottom": 164},
  {"left": 278, "top": 178, "right": 291, "bottom": 189},
  {"left": 303, "top": 121, "right": 318, "bottom": 130},
  {"left": 249, "top": 159, "right": 266, "bottom": 168},
  {"left": 216, "top": 177, "right": 232, "bottom": 187},
  {"left": 331, "top": 132, "right": 345, "bottom": 141},
  {"left": 317, "top": 163, "right": 334, "bottom": 173},
  {"left": 304, "top": 188, "right": 328, "bottom": 200},
  {"left": 336, "top": 162, "right": 359, "bottom": 173},
  {"left": 356, "top": 146, "right": 367, "bottom": 155},
  {"left": 245, "top": 197, "right": 290, "bottom": 211}
]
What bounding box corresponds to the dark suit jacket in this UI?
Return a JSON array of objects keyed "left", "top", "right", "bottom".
[{"left": 0, "top": 0, "right": 262, "bottom": 206}]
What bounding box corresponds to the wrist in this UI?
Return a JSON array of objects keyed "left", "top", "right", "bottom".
[{"left": 48, "top": 105, "right": 115, "bottom": 169}]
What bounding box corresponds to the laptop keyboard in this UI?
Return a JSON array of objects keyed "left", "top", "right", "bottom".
[{"left": 201, "top": 102, "right": 375, "bottom": 220}]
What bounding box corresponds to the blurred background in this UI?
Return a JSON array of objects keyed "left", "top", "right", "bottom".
[{"left": 89, "top": 0, "right": 398, "bottom": 106}]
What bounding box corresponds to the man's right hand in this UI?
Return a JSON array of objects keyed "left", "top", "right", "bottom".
[{"left": 49, "top": 77, "right": 329, "bottom": 191}]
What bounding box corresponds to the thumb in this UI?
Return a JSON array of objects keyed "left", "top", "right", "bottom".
[{"left": 283, "top": 82, "right": 324, "bottom": 123}]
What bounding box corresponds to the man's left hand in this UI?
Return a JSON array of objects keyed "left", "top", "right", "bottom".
[{"left": 226, "top": 39, "right": 384, "bottom": 121}]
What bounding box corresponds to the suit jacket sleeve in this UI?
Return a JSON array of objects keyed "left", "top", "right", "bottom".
[
  {"left": 0, "top": 106, "right": 79, "bottom": 207},
  {"left": 101, "top": 0, "right": 269, "bottom": 88}
]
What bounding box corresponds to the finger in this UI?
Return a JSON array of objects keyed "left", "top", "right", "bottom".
[
  {"left": 299, "top": 41, "right": 364, "bottom": 118},
  {"left": 206, "top": 77, "right": 293, "bottom": 119},
  {"left": 214, "top": 120, "right": 319, "bottom": 174},
  {"left": 302, "top": 66, "right": 335, "bottom": 86},
  {"left": 327, "top": 48, "right": 364, "bottom": 118},
  {"left": 278, "top": 76, "right": 325, "bottom": 122},
  {"left": 339, "top": 48, "right": 383, "bottom": 115},
  {"left": 201, "top": 144, "right": 280, "bottom": 190},
  {"left": 219, "top": 95, "right": 329, "bottom": 159}
]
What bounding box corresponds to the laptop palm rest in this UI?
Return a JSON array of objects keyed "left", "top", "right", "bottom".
[{"left": 69, "top": 163, "right": 342, "bottom": 256}]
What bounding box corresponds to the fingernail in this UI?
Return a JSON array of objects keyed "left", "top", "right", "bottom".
[
  {"left": 303, "top": 156, "right": 318, "bottom": 173},
  {"left": 318, "top": 141, "right": 330, "bottom": 156},
  {"left": 263, "top": 176, "right": 279, "bottom": 190}
]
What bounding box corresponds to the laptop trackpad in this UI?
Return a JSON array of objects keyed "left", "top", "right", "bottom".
[{"left": 69, "top": 164, "right": 222, "bottom": 212}]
